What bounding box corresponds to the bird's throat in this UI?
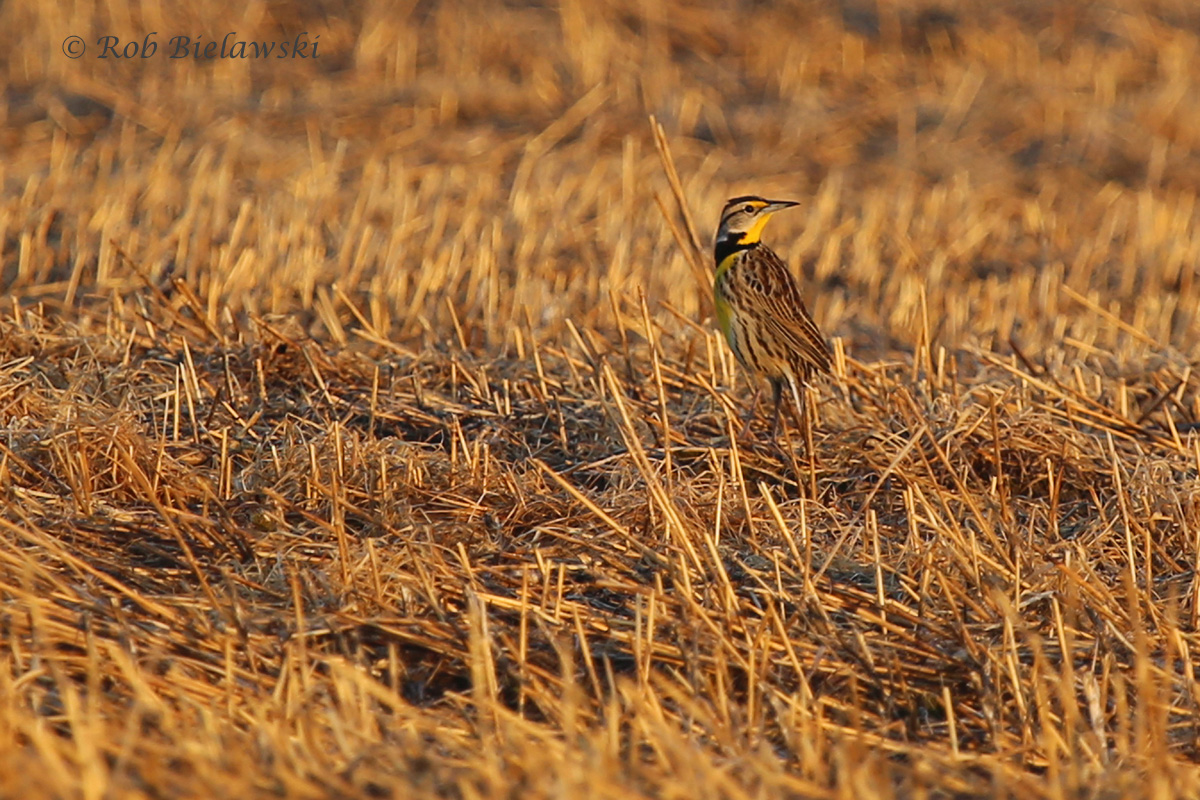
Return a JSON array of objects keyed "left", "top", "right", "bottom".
[{"left": 714, "top": 238, "right": 755, "bottom": 272}]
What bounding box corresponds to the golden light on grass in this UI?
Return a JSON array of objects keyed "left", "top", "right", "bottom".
[{"left": 3, "top": 0, "right": 1200, "bottom": 797}]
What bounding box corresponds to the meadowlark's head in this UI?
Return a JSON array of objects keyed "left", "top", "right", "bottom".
[{"left": 715, "top": 196, "right": 800, "bottom": 252}]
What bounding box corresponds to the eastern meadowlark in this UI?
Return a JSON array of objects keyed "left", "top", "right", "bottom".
[{"left": 713, "top": 195, "right": 831, "bottom": 438}]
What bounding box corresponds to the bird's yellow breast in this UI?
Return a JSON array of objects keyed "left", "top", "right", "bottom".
[{"left": 713, "top": 251, "right": 740, "bottom": 342}]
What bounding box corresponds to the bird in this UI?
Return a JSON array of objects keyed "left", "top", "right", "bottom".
[{"left": 712, "top": 195, "right": 831, "bottom": 439}]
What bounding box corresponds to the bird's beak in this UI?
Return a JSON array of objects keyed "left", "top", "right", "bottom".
[{"left": 764, "top": 200, "right": 801, "bottom": 214}]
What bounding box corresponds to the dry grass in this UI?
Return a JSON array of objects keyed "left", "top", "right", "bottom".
[{"left": 4, "top": 0, "right": 1200, "bottom": 796}]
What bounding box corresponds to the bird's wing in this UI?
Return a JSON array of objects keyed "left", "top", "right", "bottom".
[{"left": 755, "top": 248, "right": 833, "bottom": 374}]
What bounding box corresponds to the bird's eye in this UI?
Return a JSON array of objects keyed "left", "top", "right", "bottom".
[{"left": 743, "top": 204, "right": 754, "bottom": 214}]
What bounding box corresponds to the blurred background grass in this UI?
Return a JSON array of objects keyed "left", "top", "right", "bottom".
[{"left": 6, "top": 0, "right": 1200, "bottom": 360}]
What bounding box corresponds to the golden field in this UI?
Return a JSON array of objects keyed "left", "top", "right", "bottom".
[{"left": 3, "top": 0, "right": 1200, "bottom": 796}]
